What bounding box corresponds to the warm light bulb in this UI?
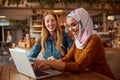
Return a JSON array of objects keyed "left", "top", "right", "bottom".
[
  {"left": 0, "top": 16, "right": 6, "bottom": 18},
  {"left": 53, "top": 10, "right": 63, "bottom": 13}
]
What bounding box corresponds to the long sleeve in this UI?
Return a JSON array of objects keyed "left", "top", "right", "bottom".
[
  {"left": 62, "top": 35, "right": 104, "bottom": 72},
  {"left": 61, "top": 34, "right": 115, "bottom": 80},
  {"left": 28, "top": 44, "right": 41, "bottom": 59}
]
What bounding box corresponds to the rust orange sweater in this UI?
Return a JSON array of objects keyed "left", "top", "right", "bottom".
[{"left": 61, "top": 34, "right": 115, "bottom": 80}]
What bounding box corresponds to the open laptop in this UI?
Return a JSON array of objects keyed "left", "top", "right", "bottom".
[{"left": 9, "top": 48, "right": 61, "bottom": 79}]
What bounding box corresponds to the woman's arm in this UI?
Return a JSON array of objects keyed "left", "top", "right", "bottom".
[
  {"left": 32, "top": 36, "right": 97, "bottom": 72},
  {"left": 32, "top": 35, "right": 102, "bottom": 72},
  {"left": 28, "top": 44, "right": 41, "bottom": 59},
  {"left": 32, "top": 59, "right": 65, "bottom": 71},
  {"left": 63, "top": 35, "right": 102, "bottom": 72}
]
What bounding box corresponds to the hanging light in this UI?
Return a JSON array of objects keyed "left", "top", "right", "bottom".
[
  {"left": 107, "top": 15, "right": 115, "bottom": 20},
  {"left": 0, "top": 16, "right": 6, "bottom": 18},
  {"left": 53, "top": 10, "right": 63, "bottom": 13}
]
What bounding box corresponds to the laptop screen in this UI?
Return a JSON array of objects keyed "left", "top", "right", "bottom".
[{"left": 9, "top": 48, "right": 61, "bottom": 79}]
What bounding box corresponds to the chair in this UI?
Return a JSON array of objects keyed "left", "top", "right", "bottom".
[
  {"left": 1, "top": 42, "right": 13, "bottom": 55},
  {"left": 105, "top": 48, "right": 120, "bottom": 80}
]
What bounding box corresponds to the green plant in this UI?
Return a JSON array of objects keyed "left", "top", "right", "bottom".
[{"left": 1, "top": 0, "right": 120, "bottom": 8}]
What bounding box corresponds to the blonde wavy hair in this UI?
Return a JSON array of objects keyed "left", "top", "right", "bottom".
[{"left": 40, "top": 11, "right": 65, "bottom": 57}]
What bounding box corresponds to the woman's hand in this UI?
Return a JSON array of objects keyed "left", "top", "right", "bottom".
[
  {"left": 30, "top": 59, "right": 65, "bottom": 71},
  {"left": 31, "top": 60, "right": 50, "bottom": 71},
  {"left": 47, "top": 56, "right": 57, "bottom": 61}
]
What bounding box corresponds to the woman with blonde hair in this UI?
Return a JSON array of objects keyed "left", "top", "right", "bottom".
[{"left": 28, "top": 11, "right": 72, "bottom": 60}]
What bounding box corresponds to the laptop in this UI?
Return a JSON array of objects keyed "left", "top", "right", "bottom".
[{"left": 9, "top": 48, "right": 61, "bottom": 79}]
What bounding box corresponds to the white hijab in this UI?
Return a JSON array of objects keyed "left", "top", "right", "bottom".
[{"left": 67, "top": 8, "right": 93, "bottom": 49}]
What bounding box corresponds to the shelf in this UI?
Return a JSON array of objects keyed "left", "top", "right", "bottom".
[
  {"left": 32, "top": 20, "right": 42, "bottom": 22},
  {"left": 32, "top": 31, "right": 42, "bottom": 33},
  {"left": 31, "top": 15, "right": 43, "bottom": 34},
  {"left": 32, "top": 25, "right": 42, "bottom": 27}
]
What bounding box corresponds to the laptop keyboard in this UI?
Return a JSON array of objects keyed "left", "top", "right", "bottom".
[{"left": 34, "top": 70, "right": 49, "bottom": 77}]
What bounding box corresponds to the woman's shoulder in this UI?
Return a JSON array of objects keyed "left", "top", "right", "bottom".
[
  {"left": 32, "top": 44, "right": 41, "bottom": 49},
  {"left": 91, "top": 34, "right": 100, "bottom": 39},
  {"left": 90, "top": 34, "right": 101, "bottom": 42}
]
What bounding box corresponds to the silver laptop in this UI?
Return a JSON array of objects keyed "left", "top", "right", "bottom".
[{"left": 9, "top": 48, "right": 61, "bottom": 79}]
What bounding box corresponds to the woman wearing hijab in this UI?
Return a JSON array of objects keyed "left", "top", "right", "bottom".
[{"left": 31, "top": 8, "right": 115, "bottom": 80}]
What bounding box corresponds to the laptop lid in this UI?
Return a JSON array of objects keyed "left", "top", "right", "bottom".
[{"left": 9, "top": 48, "right": 61, "bottom": 79}]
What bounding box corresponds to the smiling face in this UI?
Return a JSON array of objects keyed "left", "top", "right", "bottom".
[
  {"left": 44, "top": 14, "right": 57, "bottom": 34},
  {"left": 67, "top": 17, "right": 79, "bottom": 38}
]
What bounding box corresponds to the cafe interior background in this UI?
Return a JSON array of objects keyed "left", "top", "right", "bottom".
[
  {"left": 0, "top": 0, "right": 120, "bottom": 80},
  {"left": 0, "top": 0, "right": 120, "bottom": 48}
]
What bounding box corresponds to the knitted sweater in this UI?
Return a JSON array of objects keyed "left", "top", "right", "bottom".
[{"left": 62, "top": 34, "right": 115, "bottom": 80}]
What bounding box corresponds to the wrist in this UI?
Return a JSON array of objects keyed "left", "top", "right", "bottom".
[{"left": 46, "top": 60, "right": 51, "bottom": 66}]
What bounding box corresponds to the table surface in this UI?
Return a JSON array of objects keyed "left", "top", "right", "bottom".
[{"left": 0, "top": 65, "right": 113, "bottom": 80}]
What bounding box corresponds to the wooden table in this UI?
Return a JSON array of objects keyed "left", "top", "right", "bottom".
[{"left": 0, "top": 65, "right": 113, "bottom": 80}]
